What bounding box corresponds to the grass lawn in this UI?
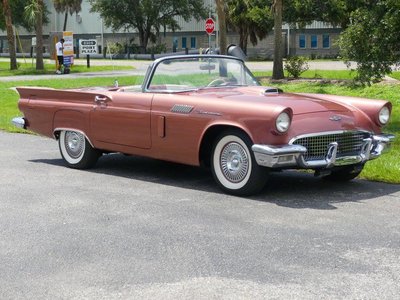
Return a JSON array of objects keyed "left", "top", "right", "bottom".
[
  {"left": 390, "top": 71, "right": 400, "bottom": 80},
  {"left": 0, "top": 75, "right": 398, "bottom": 184},
  {"left": 0, "top": 60, "right": 133, "bottom": 76},
  {"left": 254, "top": 69, "right": 358, "bottom": 80}
]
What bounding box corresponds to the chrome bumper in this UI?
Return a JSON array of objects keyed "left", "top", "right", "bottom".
[
  {"left": 252, "top": 133, "right": 395, "bottom": 169},
  {"left": 12, "top": 117, "right": 26, "bottom": 129}
]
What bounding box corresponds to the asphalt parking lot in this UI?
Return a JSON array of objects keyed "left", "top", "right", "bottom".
[{"left": 1, "top": 131, "right": 399, "bottom": 299}]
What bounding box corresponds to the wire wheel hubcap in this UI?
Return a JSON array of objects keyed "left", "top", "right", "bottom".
[
  {"left": 64, "top": 131, "right": 85, "bottom": 159},
  {"left": 220, "top": 142, "right": 249, "bottom": 183}
]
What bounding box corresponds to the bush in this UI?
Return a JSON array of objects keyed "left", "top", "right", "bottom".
[
  {"left": 106, "top": 42, "right": 124, "bottom": 55},
  {"left": 284, "top": 56, "right": 309, "bottom": 79},
  {"left": 148, "top": 43, "right": 167, "bottom": 54}
]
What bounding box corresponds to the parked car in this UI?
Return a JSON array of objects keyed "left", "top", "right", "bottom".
[{"left": 12, "top": 55, "right": 395, "bottom": 195}]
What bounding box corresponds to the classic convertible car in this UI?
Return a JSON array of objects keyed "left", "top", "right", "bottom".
[{"left": 13, "top": 55, "right": 395, "bottom": 195}]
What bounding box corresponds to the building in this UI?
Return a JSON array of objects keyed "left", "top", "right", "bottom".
[{"left": 0, "top": 0, "right": 341, "bottom": 59}]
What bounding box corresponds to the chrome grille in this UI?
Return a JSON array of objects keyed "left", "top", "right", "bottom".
[{"left": 291, "top": 131, "right": 371, "bottom": 161}]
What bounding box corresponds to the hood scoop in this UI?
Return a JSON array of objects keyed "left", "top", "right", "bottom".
[{"left": 262, "top": 87, "right": 283, "bottom": 95}]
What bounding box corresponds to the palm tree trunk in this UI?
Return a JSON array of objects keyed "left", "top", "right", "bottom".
[
  {"left": 2, "top": 0, "right": 17, "bottom": 70},
  {"left": 272, "top": 0, "right": 284, "bottom": 79},
  {"left": 216, "top": 0, "right": 227, "bottom": 55},
  {"left": 63, "top": 12, "right": 68, "bottom": 31},
  {"left": 35, "top": 0, "right": 44, "bottom": 70}
]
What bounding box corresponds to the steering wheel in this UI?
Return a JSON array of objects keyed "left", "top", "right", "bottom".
[{"left": 207, "top": 78, "right": 230, "bottom": 87}]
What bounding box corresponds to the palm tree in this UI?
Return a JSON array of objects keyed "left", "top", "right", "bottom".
[
  {"left": 52, "top": 0, "right": 82, "bottom": 31},
  {"left": 272, "top": 0, "right": 284, "bottom": 79},
  {"left": 215, "top": 0, "right": 227, "bottom": 55},
  {"left": 1, "top": 0, "right": 17, "bottom": 69},
  {"left": 25, "top": 0, "right": 45, "bottom": 70},
  {"left": 226, "top": 0, "right": 273, "bottom": 55}
]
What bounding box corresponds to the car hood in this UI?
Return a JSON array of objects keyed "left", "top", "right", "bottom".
[{"left": 192, "top": 86, "right": 353, "bottom": 115}]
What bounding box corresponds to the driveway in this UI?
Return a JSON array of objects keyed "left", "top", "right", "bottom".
[{"left": 1, "top": 131, "right": 399, "bottom": 299}]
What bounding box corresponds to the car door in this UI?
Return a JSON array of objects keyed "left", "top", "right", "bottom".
[{"left": 90, "top": 91, "right": 153, "bottom": 149}]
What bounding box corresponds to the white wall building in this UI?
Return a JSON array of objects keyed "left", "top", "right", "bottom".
[{"left": 0, "top": 0, "right": 341, "bottom": 59}]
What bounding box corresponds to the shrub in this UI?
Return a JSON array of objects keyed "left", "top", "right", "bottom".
[
  {"left": 284, "top": 56, "right": 309, "bottom": 79},
  {"left": 106, "top": 42, "right": 125, "bottom": 55},
  {"left": 148, "top": 43, "right": 167, "bottom": 54}
]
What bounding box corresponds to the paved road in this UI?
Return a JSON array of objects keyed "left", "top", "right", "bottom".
[{"left": 1, "top": 131, "right": 399, "bottom": 299}]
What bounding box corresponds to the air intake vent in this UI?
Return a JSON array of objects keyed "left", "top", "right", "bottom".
[
  {"left": 263, "top": 88, "right": 283, "bottom": 95},
  {"left": 171, "top": 104, "right": 194, "bottom": 114}
]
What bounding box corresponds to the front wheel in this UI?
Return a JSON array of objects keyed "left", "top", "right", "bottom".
[
  {"left": 59, "top": 130, "right": 100, "bottom": 169},
  {"left": 211, "top": 130, "right": 268, "bottom": 196}
]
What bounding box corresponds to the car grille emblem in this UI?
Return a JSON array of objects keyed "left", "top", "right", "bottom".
[{"left": 329, "top": 115, "right": 342, "bottom": 121}]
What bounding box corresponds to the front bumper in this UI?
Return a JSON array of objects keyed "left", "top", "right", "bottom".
[{"left": 252, "top": 133, "right": 395, "bottom": 169}]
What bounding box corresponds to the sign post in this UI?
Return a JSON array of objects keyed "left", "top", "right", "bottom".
[
  {"left": 205, "top": 18, "right": 215, "bottom": 50},
  {"left": 79, "top": 39, "right": 98, "bottom": 68}
]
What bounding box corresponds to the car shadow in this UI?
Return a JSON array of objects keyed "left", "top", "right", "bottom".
[{"left": 30, "top": 153, "right": 400, "bottom": 210}]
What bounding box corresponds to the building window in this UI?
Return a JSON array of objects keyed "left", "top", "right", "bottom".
[
  {"left": 311, "top": 35, "right": 318, "bottom": 48},
  {"left": 322, "top": 34, "right": 330, "bottom": 49},
  {"left": 190, "top": 37, "right": 196, "bottom": 49},
  {"left": 299, "top": 35, "right": 306, "bottom": 49},
  {"left": 182, "top": 37, "right": 187, "bottom": 49}
]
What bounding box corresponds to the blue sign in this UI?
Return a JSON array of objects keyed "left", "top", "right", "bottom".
[{"left": 63, "top": 55, "right": 73, "bottom": 67}]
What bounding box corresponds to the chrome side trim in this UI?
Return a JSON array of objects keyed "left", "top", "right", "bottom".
[
  {"left": 195, "top": 110, "right": 222, "bottom": 116},
  {"left": 53, "top": 128, "right": 95, "bottom": 148},
  {"left": 12, "top": 117, "right": 26, "bottom": 129}
]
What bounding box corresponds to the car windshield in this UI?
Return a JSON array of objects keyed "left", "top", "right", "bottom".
[{"left": 146, "top": 56, "right": 259, "bottom": 92}]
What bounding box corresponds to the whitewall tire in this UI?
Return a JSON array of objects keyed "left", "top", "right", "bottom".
[
  {"left": 59, "top": 130, "right": 100, "bottom": 169},
  {"left": 211, "top": 130, "right": 268, "bottom": 196}
]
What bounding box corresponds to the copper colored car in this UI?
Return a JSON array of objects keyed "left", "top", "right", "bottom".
[{"left": 12, "top": 55, "right": 395, "bottom": 195}]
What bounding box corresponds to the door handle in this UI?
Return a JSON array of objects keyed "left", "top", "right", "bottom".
[{"left": 95, "top": 95, "right": 108, "bottom": 103}]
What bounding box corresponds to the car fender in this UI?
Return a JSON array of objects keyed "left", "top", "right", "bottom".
[{"left": 53, "top": 109, "right": 91, "bottom": 142}]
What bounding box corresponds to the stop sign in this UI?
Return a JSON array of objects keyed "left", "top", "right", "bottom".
[{"left": 205, "top": 18, "right": 215, "bottom": 35}]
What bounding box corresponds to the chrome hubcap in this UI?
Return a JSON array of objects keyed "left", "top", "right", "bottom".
[
  {"left": 220, "top": 142, "right": 249, "bottom": 183},
  {"left": 64, "top": 131, "right": 85, "bottom": 159}
]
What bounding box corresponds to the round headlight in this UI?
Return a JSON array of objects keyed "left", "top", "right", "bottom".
[
  {"left": 378, "top": 106, "right": 390, "bottom": 125},
  {"left": 276, "top": 112, "right": 291, "bottom": 133}
]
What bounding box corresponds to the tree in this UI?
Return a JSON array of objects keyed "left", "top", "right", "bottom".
[
  {"left": 1, "top": 0, "right": 36, "bottom": 70},
  {"left": 339, "top": 0, "right": 400, "bottom": 84},
  {"left": 52, "top": 0, "right": 82, "bottom": 31},
  {"left": 226, "top": 0, "right": 273, "bottom": 55},
  {"left": 89, "top": 0, "right": 207, "bottom": 53},
  {"left": 0, "top": 0, "right": 32, "bottom": 29},
  {"left": 272, "top": 0, "right": 283, "bottom": 79},
  {"left": 1, "top": 0, "right": 17, "bottom": 70},
  {"left": 274, "top": 0, "right": 349, "bottom": 79},
  {"left": 24, "top": 0, "right": 45, "bottom": 70},
  {"left": 215, "top": 0, "right": 227, "bottom": 55}
]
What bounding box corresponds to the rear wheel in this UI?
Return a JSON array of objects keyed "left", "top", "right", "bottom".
[
  {"left": 322, "top": 164, "right": 364, "bottom": 182},
  {"left": 59, "top": 130, "right": 100, "bottom": 169},
  {"left": 211, "top": 130, "right": 268, "bottom": 196}
]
